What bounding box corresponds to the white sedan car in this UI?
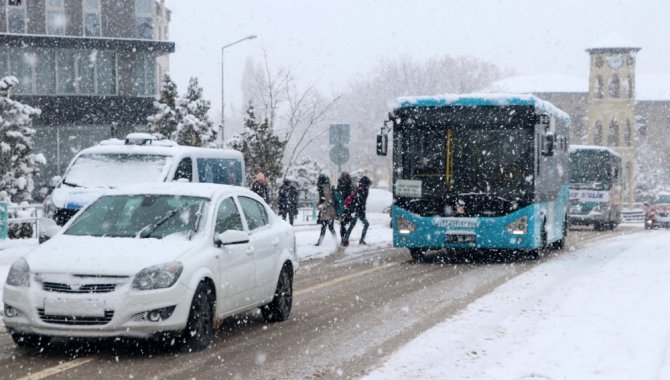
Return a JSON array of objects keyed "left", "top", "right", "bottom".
[{"left": 3, "top": 183, "right": 298, "bottom": 351}]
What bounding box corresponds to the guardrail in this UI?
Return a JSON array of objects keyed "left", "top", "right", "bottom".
[
  {"left": 1, "top": 203, "right": 42, "bottom": 240},
  {"left": 621, "top": 209, "right": 645, "bottom": 224}
]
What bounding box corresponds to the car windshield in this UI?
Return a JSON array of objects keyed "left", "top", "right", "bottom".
[
  {"left": 63, "top": 153, "right": 171, "bottom": 188},
  {"left": 651, "top": 195, "right": 670, "bottom": 205},
  {"left": 65, "top": 194, "right": 208, "bottom": 239}
]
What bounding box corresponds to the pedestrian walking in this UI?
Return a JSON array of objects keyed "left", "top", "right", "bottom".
[
  {"left": 336, "top": 172, "right": 353, "bottom": 242},
  {"left": 277, "top": 179, "right": 299, "bottom": 225},
  {"left": 343, "top": 176, "right": 371, "bottom": 246},
  {"left": 314, "top": 174, "right": 338, "bottom": 246},
  {"left": 251, "top": 172, "right": 271, "bottom": 204}
]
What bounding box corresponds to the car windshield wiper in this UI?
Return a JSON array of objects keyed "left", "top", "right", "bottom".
[
  {"left": 62, "top": 178, "right": 81, "bottom": 187},
  {"left": 136, "top": 205, "right": 188, "bottom": 239}
]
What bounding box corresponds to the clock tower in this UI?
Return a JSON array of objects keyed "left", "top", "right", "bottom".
[{"left": 586, "top": 40, "right": 641, "bottom": 208}]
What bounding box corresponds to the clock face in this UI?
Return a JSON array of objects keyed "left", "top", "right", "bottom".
[{"left": 607, "top": 55, "right": 623, "bottom": 70}]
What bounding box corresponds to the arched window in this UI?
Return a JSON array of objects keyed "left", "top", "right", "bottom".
[
  {"left": 594, "top": 76, "right": 604, "bottom": 98},
  {"left": 608, "top": 74, "right": 620, "bottom": 98},
  {"left": 593, "top": 121, "right": 603, "bottom": 145},
  {"left": 607, "top": 120, "right": 619, "bottom": 147},
  {"left": 624, "top": 120, "right": 632, "bottom": 147}
]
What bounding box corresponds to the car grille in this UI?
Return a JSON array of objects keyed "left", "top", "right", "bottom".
[
  {"left": 42, "top": 282, "right": 117, "bottom": 293},
  {"left": 37, "top": 309, "right": 114, "bottom": 325},
  {"left": 659, "top": 212, "right": 669, "bottom": 217}
]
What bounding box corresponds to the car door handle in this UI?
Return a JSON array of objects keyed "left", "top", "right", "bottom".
[
  {"left": 246, "top": 246, "right": 255, "bottom": 255},
  {"left": 272, "top": 238, "right": 279, "bottom": 246}
]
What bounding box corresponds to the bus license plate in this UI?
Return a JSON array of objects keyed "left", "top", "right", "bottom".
[{"left": 446, "top": 234, "right": 476, "bottom": 243}]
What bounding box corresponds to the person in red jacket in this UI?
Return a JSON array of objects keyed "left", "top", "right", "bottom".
[{"left": 342, "top": 176, "right": 371, "bottom": 246}]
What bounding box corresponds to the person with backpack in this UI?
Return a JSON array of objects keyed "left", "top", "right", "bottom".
[
  {"left": 315, "top": 174, "right": 338, "bottom": 246},
  {"left": 336, "top": 172, "right": 353, "bottom": 241},
  {"left": 342, "top": 176, "right": 371, "bottom": 246}
]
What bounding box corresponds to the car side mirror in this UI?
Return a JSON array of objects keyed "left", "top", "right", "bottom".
[
  {"left": 376, "top": 134, "right": 388, "bottom": 156},
  {"left": 38, "top": 217, "right": 61, "bottom": 243},
  {"left": 542, "top": 132, "right": 555, "bottom": 157},
  {"left": 214, "top": 230, "right": 249, "bottom": 248}
]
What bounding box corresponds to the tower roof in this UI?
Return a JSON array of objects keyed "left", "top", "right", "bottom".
[{"left": 586, "top": 33, "right": 641, "bottom": 54}]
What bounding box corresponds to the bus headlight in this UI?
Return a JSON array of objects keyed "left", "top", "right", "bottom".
[
  {"left": 397, "top": 216, "right": 416, "bottom": 235},
  {"left": 506, "top": 216, "right": 528, "bottom": 235}
]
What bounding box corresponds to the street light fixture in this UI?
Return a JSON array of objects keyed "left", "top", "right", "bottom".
[{"left": 220, "top": 34, "right": 257, "bottom": 147}]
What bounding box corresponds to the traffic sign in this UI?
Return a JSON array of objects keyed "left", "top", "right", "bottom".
[
  {"left": 330, "top": 144, "right": 350, "bottom": 166},
  {"left": 329, "top": 124, "right": 350, "bottom": 145}
]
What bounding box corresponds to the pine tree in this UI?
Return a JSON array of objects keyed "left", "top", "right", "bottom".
[
  {"left": 147, "top": 74, "right": 179, "bottom": 139},
  {"left": 229, "top": 101, "right": 286, "bottom": 188},
  {"left": 0, "top": 76, "right": 45, "bottom": 202},
  {"left": 285, "top": 156, "right": 324, "bottom": 199},
  {"left": 175, "top": 77, "right": 217, "bottom": 147}
]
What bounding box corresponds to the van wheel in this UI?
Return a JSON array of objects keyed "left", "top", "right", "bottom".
[
  {"left": 183, "top": 282, "right": 215, "bottom": 351},
  {"left": 261, "top": 265, "right": 293, "bottom": 323}
]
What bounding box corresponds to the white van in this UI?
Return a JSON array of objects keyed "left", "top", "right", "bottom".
[{"left": 43, "top": 133, "right": 245, "bottom": 226}]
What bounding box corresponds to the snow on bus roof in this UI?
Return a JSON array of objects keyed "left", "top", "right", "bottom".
[
  {"left": 568, "top": 144, "right": 621, "bottom": 157},
  {"left": 390, "top": 93, "right": 570, "bottom": 120}
]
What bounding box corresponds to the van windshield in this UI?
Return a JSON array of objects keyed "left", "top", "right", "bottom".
[{"left": 63, "top": 153, "right": 171, "bottom": 188}]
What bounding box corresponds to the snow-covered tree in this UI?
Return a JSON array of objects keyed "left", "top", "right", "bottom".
[
  {"left": 148, "top": 74, "right": 180, "bottom": 139},
  {"left": 284, "top": 156, "right": 324, "bottom": 199},
  {"left": 0, "top": 76, "right": 45, "bottom": 202},
  {"left": 175, "top": 77, "right": 217, "bottom": 147},
  {"left": 228, "top": 101, "right": 286, "bottom": 187}
]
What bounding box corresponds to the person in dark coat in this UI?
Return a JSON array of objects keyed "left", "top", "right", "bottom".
[
  {"left": 315, "top": 174, "right": 337, "bottom": 246},
  {"left": 336, "top": 172, "right": 353, "bottom": 242},
  {"left": 343, "top": 176, "right": 371, "bottom": 246},
  {"left": 250, "top": 172, "right": 271, "bottom": 204},
  {"left": 277, "top": 179, "right": 299, "bottom": 225}
]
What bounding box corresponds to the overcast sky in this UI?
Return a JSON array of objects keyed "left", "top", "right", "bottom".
[{"left": 165, "top": 0, "right": 670, "bottom": 121}]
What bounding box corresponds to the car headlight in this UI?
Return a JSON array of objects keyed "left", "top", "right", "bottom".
[
  {"left": 397, "top": 216, "right": 416, "bottom": 235},
  {"left": 132, "top": 262, "right": 183, "bottom": 291},
  {"left": 6, "top": 258, "right": 30, "bottom": 287},
  {"left": 506, "top": 216, "right": 528, "bottom": 235}
]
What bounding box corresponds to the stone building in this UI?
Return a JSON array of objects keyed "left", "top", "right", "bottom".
[{"left": 0, "top": 0, "right": 175, "bottom": 188}]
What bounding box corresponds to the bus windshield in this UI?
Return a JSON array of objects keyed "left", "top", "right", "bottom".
[{"left": 569, "top": 150, "right": 611, "bottom": 190}]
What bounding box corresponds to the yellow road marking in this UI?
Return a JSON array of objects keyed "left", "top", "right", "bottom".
[
  {"left": 295, "top": 262, "right": 399, "bottom": 296},
  {"left": 18, "top": 357, "right": 94, "bottom": 380}
]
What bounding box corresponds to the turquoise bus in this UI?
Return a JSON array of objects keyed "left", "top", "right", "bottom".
[
  {"left": 568, "top": 145, "right": 622, "bottom": 230},
  {"left": 376, "top": 94, "right": 570, "bottom": 260}
]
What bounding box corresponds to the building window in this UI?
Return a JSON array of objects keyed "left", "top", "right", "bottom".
[
  {"left": 627, "top": 75, "right": 634, "bottom": 98},
  {"left": 607, "top": 120, "right": 619, "bottom": 147},
  {"left": 6, "top": 47, "right": 116, "bottom": 96},
  {"left": 6, "top": 0, "right": 26, "bottom": 34},
  {"left": 594, "top": 76, "right": 604, "bottom": 99},
  {"left": 608, "top": 74, "right": 620, "bottom": 98},
  {"left": 593, "top": 121, "right": 603, "bottom": 145},
  {"left": 135, "top": 0, "right": 154, "bottom": 39},
  {"left": 624, "top": 120, "right": 632, "bottom": 147},
  {"left": 83, "top": 0, "right": 101, "bottom": 37},
  {"left": 133, "top": 53, "right": 156, "bottom": 96},
  {"left": 46, "top": 0, "right": 66, "bottom": 35}
]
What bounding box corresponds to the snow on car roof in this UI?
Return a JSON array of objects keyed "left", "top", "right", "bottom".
[
  {"left": 568, "top": 144, "right": 621, "bottom": 157},
  {"left": 105, "top": 182, "right": 249, "bottom": 199},
  {"left": 390, "top": 93, "right": 570, "bottom": 121},
  {"left": 81, "top": 139, "right": 243, "bottom": 159}
]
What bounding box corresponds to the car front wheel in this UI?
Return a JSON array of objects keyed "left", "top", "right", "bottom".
[
  {"left": 261, "top": 265, "right": 293, "bottom": 323},
  {"left": 183, "top": 282, "right": 215, "bottom": 351}
]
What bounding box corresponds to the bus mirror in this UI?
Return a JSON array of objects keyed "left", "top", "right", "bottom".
[
  {"left": 377, "top": 134, "right": 388, "bottom": 156},
  {"left": 542, "top": 132, "right": 555, "bottom": 156},
  {"left": 537, "top": 114, "right": 550, "bottom": 126}
]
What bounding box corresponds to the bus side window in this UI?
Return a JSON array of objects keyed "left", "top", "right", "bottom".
[{"left": 174, "top": 157, "right": 193, "bottom": 182}]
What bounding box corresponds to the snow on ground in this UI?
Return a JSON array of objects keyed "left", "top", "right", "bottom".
[{"left": 366, "top": 228, "right": 670, "bottom": 380}]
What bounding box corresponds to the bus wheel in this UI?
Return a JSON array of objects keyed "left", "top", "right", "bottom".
[{"left": 410, "top": 249, "right": 427, "bottom": 262}]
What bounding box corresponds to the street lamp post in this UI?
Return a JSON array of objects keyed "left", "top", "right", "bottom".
[{"left": 220, "top": 34, "right": 257, "bottom": 147}]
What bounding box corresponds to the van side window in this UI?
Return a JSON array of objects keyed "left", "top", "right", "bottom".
[
  {"left": 238, "top": 196, "right": 268, "bottom": 231},
  {"left": 174, "top": 158, "right": 193, "bottom": 182},
  {"left": 197, "top": 158, "right": 243, "bottom": 186}
]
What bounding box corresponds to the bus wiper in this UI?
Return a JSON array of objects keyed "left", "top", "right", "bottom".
[{"left": 137, "top": 206, "right": 188, "bottom": 239}]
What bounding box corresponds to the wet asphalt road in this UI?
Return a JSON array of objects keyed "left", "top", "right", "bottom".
[{"left": 0, "top": 225, "right": 640, "bottom": 380}]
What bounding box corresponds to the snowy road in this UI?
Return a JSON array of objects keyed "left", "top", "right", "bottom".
[{"left": 0, "top": 224, "right": 648, "bottom": 379}]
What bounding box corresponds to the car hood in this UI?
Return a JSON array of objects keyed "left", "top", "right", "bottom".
[
  {"left": 51, "top": 186, "right": 108, "bottom": 210},
  {"left": 25, "top": 235, "right": 196, "bottom": 276}
]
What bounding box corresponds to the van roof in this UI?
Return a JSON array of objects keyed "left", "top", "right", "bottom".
[{"left": 78, "top": 138, "right": 243, "bottom": 160}]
